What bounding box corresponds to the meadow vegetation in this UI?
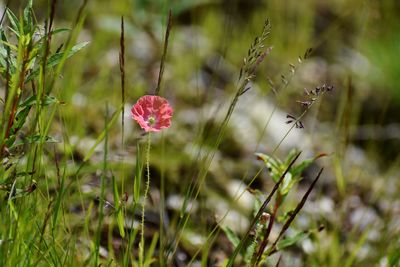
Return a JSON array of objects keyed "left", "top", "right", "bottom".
[{"left": 0, "top": 0, "right": 399, "bottom": 266}]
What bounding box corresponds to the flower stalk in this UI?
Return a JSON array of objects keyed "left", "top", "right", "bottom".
[{"left": 139, "top": 132, "right": 152, "bottom": 267}]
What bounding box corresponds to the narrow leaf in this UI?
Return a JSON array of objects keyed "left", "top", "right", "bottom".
[
  {"left": 221, "top": 226, "right": 240, "bottom": 249},
  {"left": 134, "top": 142, "right": 142, "bottom": 203},
  {"left": 276, "top": 231, "right": 310, "bottom": 250},
  {"left": 19, "top": 94, "right": 59, "bottom": 108},
  {"left": 46, "top": 41, "right": 89, "bottom": 68},
  {"left": 112, "top": 175, "right": 125, "bottom": 237},
  {"left": 26, "top": 41, "right": 89, "bottom": 81},
  {"left": 6, "top": 9, "right": 20, "bottom": 33},
  {"left": 144, "top": 232, "right": 159, "bottom": 266},
  {"left": 11, "top": 135, "right": 58, "bottom": 147}
]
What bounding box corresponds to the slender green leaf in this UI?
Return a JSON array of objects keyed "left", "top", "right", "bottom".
[
  {"left": 144, "top": 232, "right": 159, "bottom": 267},
  {"left": 291, "top": 153, "right": 327, "bottom": 177},
  {"left": 221, "top": 226, "right": 240, "bottom": 249},
  {"left": 26, "top": 41, "right": 89, "bottom": 81},
  {"left": 11, "top": 134, "right": 58, "bottom": 147},
  {"left": 50, "top": 28, "right": 71, "bottom": 35},
  {"left": 46, "top": 41, "right": 89, "bottom": 68},
  {"left": 7, "top": 200, "right": 18, "bottom": 220},
  {"left": 343, "top": 230, "right": 369, "bottom": 267},
  {"left": 255, "top": 152, "right": 281, "bottom": 182},
  {"left": 276, "top": 231, "right": 310, "bottom": 251},
  {"left": 6, "top": 9, "right": 20, "bottom": 34},
  {"left": 0, "top": 39, "right": 18, "bottom": 51},
  {"left": 291, "top": 159, "right": 314, "bottom": 177},
  {"left": 284, "top": 149, "right": 300, "bottom": 166},
  {"left": 23, "top": 0, "right": 33, "bottom": 34},
  {"left": 34, "top": 28, "right": 71, "bottom": 44},
  {"left": 4, "top": 135, "right": 16, "bottom": 148},
  {"left": 255, "top": 152, "right": 280, "bottom": 170},
  {"left": 280, "top": 172, "right": 295, "bottom": 195},
  {"left": 112, "top": 175, "right": 125, "bottom": 237},
  {"left": 10, "top": 106, "right": 31, "bottom": 134},
  {"left": 19, "top": 94, "right": 59, "bottom": 108}
]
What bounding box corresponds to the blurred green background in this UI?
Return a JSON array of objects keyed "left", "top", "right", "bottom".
[{"left": 2, "top": 0, "right": 400, "bottom": 266}]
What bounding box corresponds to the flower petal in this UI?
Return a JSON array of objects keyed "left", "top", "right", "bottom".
[{"left": 131, "top": 95, "right": 173, "bottom": 132}]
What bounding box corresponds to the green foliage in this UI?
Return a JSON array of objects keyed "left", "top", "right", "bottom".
[
  {"left": 0, "top": 1, "right": 87, "bottom": 265},
  {"left": 225, "top": 151, "right": 324, "bottom": 266},
  {"left": 388, "top": 244, "right": 400, "bottom": 267},
  {"left": 134, "top": 142, "right": 142, "bottom": 204},
  {"left": 0, "top": 2, "right": 87, "bottom": 151},
  {"left": 255, "top": 149, "right": 325, "bottom": 196},
  {"left": 112, "top": 174, "right": 125, "bottom": 238},
  {"left": 276, "top": 230, "right": 310, "bottom": 251},
  {"left": 221, "top": 226, "right": 240, "bottom": 249},
  {"left": 0, "top": 0, "right": 399, "bottom": 266}
]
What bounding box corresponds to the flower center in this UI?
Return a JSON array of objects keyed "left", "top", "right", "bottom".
[{"left": 147, "top": 115, "right": 156, "bottom": 126}]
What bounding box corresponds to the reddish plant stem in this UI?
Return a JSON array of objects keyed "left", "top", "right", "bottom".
[
  {"left": 267, "top": 168, "right": 324, "bottom": 256},
  {"left": 3, "top": 52, "right": 29, "bottom": 151},
  {"left": 255, "top": 193, "right": 282, "bottom": 264},
  {"left": 226, "top": 152, "right": 301, "bottom": 266}
]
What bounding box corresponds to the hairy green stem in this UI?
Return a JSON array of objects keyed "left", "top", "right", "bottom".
[{"left": 139, "top": 132, "right": 151, "bottom": 267}]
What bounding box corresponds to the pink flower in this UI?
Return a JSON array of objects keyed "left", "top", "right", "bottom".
[{"left": 131, "top": 95, "right": 173, "bottom": 132}]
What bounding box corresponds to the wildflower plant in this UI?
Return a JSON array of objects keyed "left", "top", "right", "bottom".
[
  {"left": 131, "top": 94, "right": 173, "bottom": 267},
  {"left": 251, "top": 150, "right": 326, "bottom": 264},
  {"left": 0, "top": 1, "right": 88, "bottom": 156},
  {"left": 0, "top": 2, "right": 343, "bottom": 266},
  {"left": 0, "top": 2, "right": 87, "bottom": 200},
  {"left": 224, "top": 151, "right": 325, "bottom": 266},
  {"left": 0, "top": 0, "right": 88, "bottom": 265}
]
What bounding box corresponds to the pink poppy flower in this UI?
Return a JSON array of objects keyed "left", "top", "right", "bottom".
[{"left": 131, "top": 95, "right": 173, "bottom": 132}]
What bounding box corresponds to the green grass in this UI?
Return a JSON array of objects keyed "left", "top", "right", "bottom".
[{"left": 1, "top": 0, "right": 400, "bottom": 266}]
